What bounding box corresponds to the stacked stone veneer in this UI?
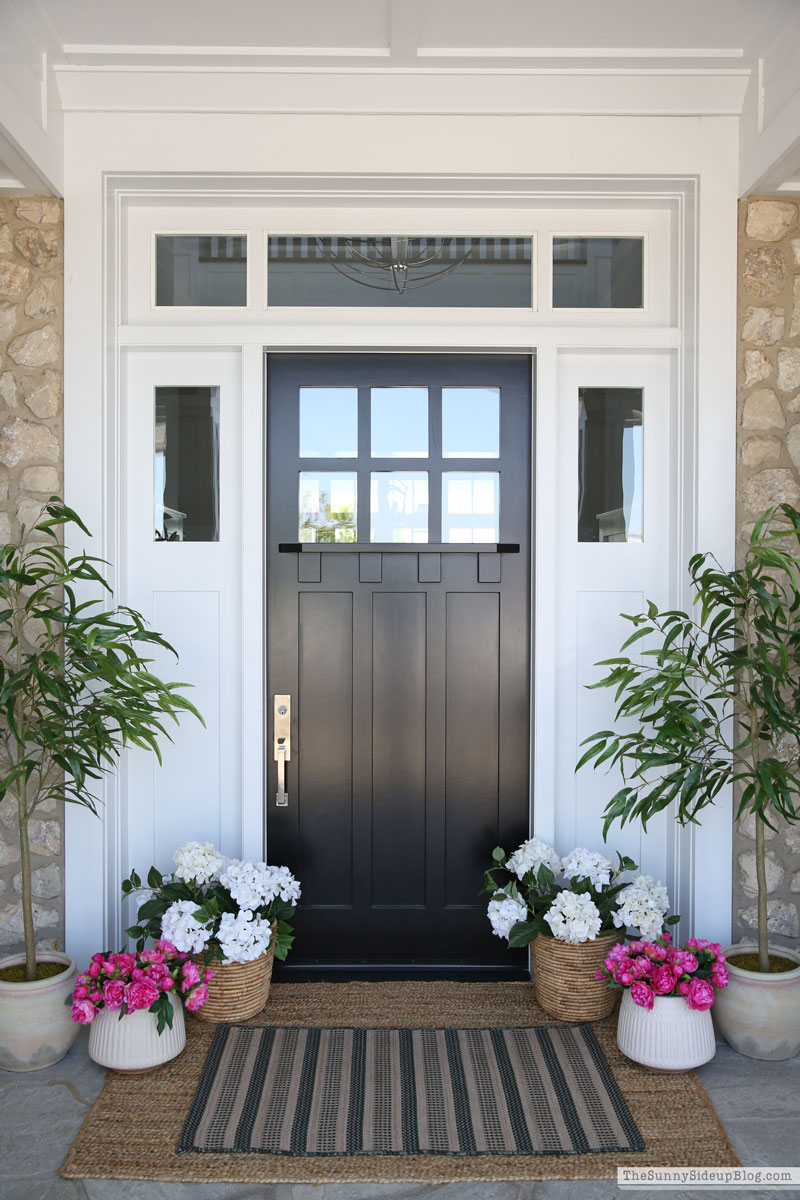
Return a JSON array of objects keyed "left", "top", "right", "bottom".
[
  {"left": 0, "top": 197, "right": 64, "bottom": 955},
  {"left": 734, "top": 196, "right": 800, "bottom": 948}
]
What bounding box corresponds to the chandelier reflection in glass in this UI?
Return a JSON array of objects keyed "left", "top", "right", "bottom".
[{"left": 314, "top": 236, "right": 475, "bottom": 294}]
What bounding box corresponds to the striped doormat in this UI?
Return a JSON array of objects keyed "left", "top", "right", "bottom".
[{"left": 179, "top": 1023, "right": 644, "bottom": 1157}]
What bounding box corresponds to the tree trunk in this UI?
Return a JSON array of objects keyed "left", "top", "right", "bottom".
[
  {"left": 16, "top": 787, "right": 37, "bottom": 982},
  {"left": 755, "top": 816, "right": 770, "bottom": 972}
]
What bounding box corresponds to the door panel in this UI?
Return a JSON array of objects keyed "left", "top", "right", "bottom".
[{"left": 267, "top": 354, "right": 532, "bottom": 975}]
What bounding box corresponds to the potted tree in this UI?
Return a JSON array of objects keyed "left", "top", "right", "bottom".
[
  {"left": 0, "top": 500, "right": 202, "bottom": 1070},
  {"left": 578, "top": 504, "right": 800, "bottom": 1060}
]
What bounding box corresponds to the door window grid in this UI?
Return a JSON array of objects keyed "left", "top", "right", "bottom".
[{"left": 295, "top": 384, "right": 506, "bottom": 543}]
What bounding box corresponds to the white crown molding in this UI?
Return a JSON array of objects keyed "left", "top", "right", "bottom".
[
  {"left": 54, "top": 66, "right": 750, "bottom": 117},
  {"left": 417, "top": 47, "right": 746, "bottom": 59}
]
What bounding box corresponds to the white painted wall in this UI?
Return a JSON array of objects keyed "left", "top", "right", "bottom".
[{"left": 61, "top": 110, "right": 738, "bottom": 966}]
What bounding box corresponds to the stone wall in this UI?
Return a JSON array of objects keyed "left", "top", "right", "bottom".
[
  {"left": 734, "top": 196, "right": 800, "bottom": 948},
  {"left": 0, "top": 197, "right": 64, "bottom": 955}
]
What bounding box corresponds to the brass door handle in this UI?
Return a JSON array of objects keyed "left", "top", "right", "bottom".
[{"left": 274, "top": 695, "right": 291, "bottom": 807}]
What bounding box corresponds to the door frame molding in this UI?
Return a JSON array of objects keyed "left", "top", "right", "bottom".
[{"left": 64, "top": 170, "right": 734, "bottom": 965}]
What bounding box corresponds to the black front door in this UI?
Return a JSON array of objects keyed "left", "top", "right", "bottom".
[{"left": 267, "top": 354, "right": 531, "bottom": 976}]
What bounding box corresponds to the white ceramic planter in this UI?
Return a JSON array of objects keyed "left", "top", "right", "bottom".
[
  {"left": 88, "top": 990, "right": 186, "bottom": 1072},
  {"left": 712, "top": 943, "right": 800, "bottom": 1061},
  {"left": 0, "top": 952, "right": 80, "bottom": 1072},
  {"left": 617, "top": 989, "right": 716, "bottom": 1071}
]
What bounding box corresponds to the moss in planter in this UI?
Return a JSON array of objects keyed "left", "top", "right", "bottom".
[
  {"left": 727, "top": 952, "right": 798, "bottom": 974},
  {"left": 0, "top": 961, "right": 69, "bottom": 983}
]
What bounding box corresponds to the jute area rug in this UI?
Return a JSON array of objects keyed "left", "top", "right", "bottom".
[{"left": 60, "top": 981, "right": 739, "bottom": 1184}]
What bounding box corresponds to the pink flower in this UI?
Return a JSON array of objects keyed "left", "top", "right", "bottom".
[
  {"left": 711, "top": 964, "right": 729, "bottom": 988},
  {"left": 185, "top": 983, "right": 209, "bottom": 1012},
  {"left": 651, "top": 965, "right": 676, "bottom": 995},
  {"left": 145, "top": 963, "right": 171, "bottom": 989},
  {"left": 72, "top": 985, "right": 89, "bottom": 1000},
  {"left": 89, "top": 989, "right": 102, "bottom": 1003},
  {"left": 161, "top": 975, "right": 175, "bottom": 990},
  {"left": 680, "top": 952, "right": 698, "bottom": 974},
  {"left": 627, "top": 940, "right": 645, "bottom": 954},
  {"left": 88, "top": 961, "right": 101, "bottom": 978},
  {"left": 594, "top": 967, "right": 606, "bottom": 980},
  {"left": 139, "top": 950, "right": 166, "bottom": 964},
  {"left": 645, "top": 944, "right": 667, "bottom": 961},
  {"left": 115, "top": 952, "right": 136, "bottom": 975},
  {"left": 686, "top": 977, "right": 715, "bottom": 1011},
  {"left": 180, "top": 960, "right": 201, "bottom": 992},
  {"left": 154, "top": 940, "right": 177, "bottom": 957},
  {"left": 662, "top": 930, "right": 672, "bottom": 943},
  {"left": 630, "top": 982, "right": 655, "bottom": 1010},
  {"left": 103, "top": 979, "right": 125, "bottom": 1010},
  {"left": 678, "top": 980, "right": 690, "bottom": 995},
  {"left": 606, "top": 943, "right": 628, "bottom": 964},
  {"left": 125, "top": 978, "right": 160, "bottom": 1012},
  {"left": 71, "top": 999, "right": 98, "bottom": 1025},
  {"left": 631, "top": 956, "right": 653, "bottom": 979},
  {"left": 131, "top": 967, "right": 146, "bottom": 981},
  {"left": 91, "top": 952, "right": 105, "bottom": 964}
]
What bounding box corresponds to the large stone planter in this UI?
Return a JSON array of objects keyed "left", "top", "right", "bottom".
[
  {"left": 713, "top": 943, "right": 800, "bottom": 1061},
  {"left": 617, "top": 989, "right": 716, "bottom": 1071},
  {"left": 0, "top": 952, "right": 79, "bottom": 1072},
  {"left": 88, "top": 989, "right": 185, "bottom": 1072}
]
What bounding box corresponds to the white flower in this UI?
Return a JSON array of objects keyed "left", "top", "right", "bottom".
[
  {"left": 613, "top": 874, "right": 670, "bottom": 940},
  {"left": 560, "top": 848, "right": 613, "bottom": 891},
  {"left": 219, "top": 860, "right": 302, "bottom": 909},
  {"left": 160, "top": 899, "right": 211, "bottom": 954},
  {"left": 217, "top": 910, "right": 273, "bottom": 963},
  {"left": 173, "top": 841, "right": 225, "bottom": 886},
  {"left": 505, "top": 837, "right": 561, "bottom": 881},
  {"left": 544, "top": 891, "right": 602, "bottom": 943},
  {"left": 487, "top": 893, "right": 529, "bottom": 941}
]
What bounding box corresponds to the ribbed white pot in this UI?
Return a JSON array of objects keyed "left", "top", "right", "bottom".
[
  {"left": 617, "top": 989, "right": 716, "bottom": 1071},
  {"left": 712, "top": 943, "right": 800, "bottom": 1061},
  {"left": 88, "top": 990, "right": 186, "bottom": 1072},
  {"left": 0, "top": 952, "right": 79, "bottom": 1072}
]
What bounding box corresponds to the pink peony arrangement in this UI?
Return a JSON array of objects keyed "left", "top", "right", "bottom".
[
  {"left": 595, "top": 933, "right": 729, "bottom": 1011},
  {"left": 69, "top": 940, "right": 214, "bottom": 1034}
]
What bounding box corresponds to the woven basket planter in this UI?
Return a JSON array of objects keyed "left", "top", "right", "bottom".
[
  {"left": 531, "top": 929, "right": 623, "bottom": 1022},
  {"left": 192, "top": 927, "right": 276, "bottom": 1024}
]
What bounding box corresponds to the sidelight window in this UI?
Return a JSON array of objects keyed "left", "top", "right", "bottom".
[
  {"left": 578, "top": 387, "right": 643, "bottom": 543},
  {"left": 154, "top": 386, "right": 220, "bottom": 541}
]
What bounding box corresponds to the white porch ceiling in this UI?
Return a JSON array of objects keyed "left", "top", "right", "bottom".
[{"left": 29, "top": 0, "right": 787, "bottom": 70}]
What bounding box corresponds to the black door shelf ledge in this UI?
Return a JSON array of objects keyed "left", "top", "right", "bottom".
[{"left": 278, "top": 542, "right": 520, "bottom": 554}]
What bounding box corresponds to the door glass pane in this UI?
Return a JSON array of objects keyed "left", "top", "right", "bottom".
[
  {"left": 299, "top": 472, "right": 357, "bottom": 542},
  {"left": 442, "top": 472, "right": 499, "bottom": 543},
  {"left": 552, "top": 237, "right": 643, "bottom": 309},
  {"left": 299, "top": 387, "right": 358, "bottom": 458},
  {"left": 268, "top": 236, "right": 532, "bottom": 307},
  {"left": 370, "top": 472, "right": 428, "bottom": 542},
  {"left": 371, "top": 387, "right": 428, "bottom": 458},
  {"left": 155, "top": 236, "right": 247, "bottom": 307},
  {"left": 154, "top": 386, "right": 220, "bottom": 541},
  {"left": 578, "top": 388, "right": 643, "bottom": 542},
  {"left": 442, "top": 387, "right": 500, "bottom": 458}
]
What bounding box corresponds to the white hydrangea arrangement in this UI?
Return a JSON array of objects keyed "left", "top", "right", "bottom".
[
  {"left": 123, "top": 841, "right": 302, "bottom": 965},
  {"left": 612, "top": 875, "right": 670, "bottom": 941},
  {"left": 485, "top": 837, "right": 674, "bottom": 948}
]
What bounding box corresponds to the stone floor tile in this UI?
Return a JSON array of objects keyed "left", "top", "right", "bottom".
[
  {"left": 1, "top": 1177, "right": 89, "bottom": 1200},
  {"left": 83, "top": 1181, "right": 279, "bottom": 1200},
  {"left": 722, "top": 1117, "right": 800, "bottom": 1168},
  {"left": 535, "top": 1181, "right": 618, "bottom": 1199},
  {"left": 0, "top": 1029, "right": 105, "bottom": 1098},
  {"left": 0, "top": 1079, "right": 95, "bottom": 1176}
]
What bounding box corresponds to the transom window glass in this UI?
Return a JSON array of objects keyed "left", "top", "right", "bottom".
[
  {"left": 268, "top": 236, "right": 532, "bottom": 308},
  {"left": 578, "top": 387, "right": 643, "bottom": 543},
  {"left": 155, "top": 235, "right": 247, "bottom": 307},
  {"left": 154, "top": 386, "right": 220, "bottom": 541},
  {"left": 553, "top": 237, "right": 643, "bottom": 309}
]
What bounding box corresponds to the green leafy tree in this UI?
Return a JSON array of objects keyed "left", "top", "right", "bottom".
[
  {"left": 0, "top": 500, "right": 203, "bottom": 981},
  {"left": 577, "top": 505, "right": 800, "bottom": 972}
]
